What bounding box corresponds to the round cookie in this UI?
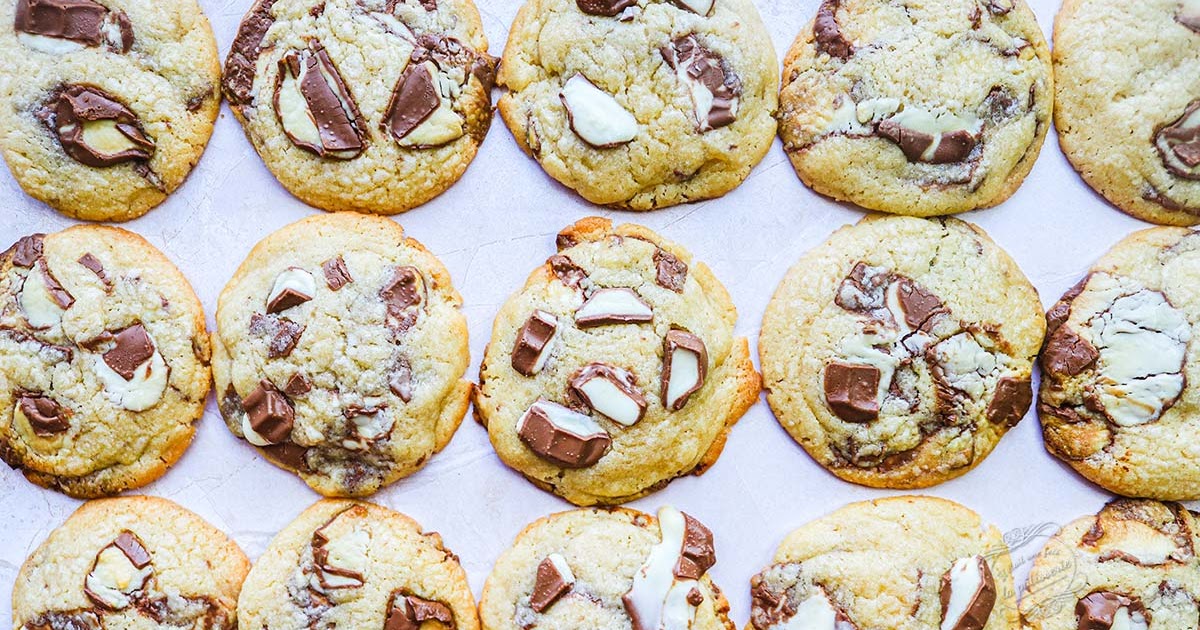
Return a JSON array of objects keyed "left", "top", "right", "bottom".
[
  {"left": 238, "top": 499, "right": 478, "bottom": 630},
  {"left": 12, "top": 495, "right": 250, "bottom": 629},
  {"left": 480, "top": 505, "right": 733, "bottom": 630},
  {"left": 0, "top": 227, "right": 211, "bottom": 497},
  {"left": 1020, "top": 499, "right": 1200, "bottom": 629},
  {"left": 222, "top": 0, "right": 496, "bottom": 214},
  {"left": 474, "top": 217, "right": 760, "bottom": 506},
  {"left": 212, "top": 213, "right": 472, "bottom": 497},
  {"left": 1039, "top": 227, "right": 1200, "bottom": 500},
  {"left": 760, "top": 215, "right": 1044, "bottom": 488},
  {"left": 778, "top": 0, "right": 1052, "bottom": 216},
  {"left": 0, "top": 0, "right": 220, "bottom": 221},
  {"left": 747, "top": 495, "right": 1018, "bottom": 630},
  {"left": 496, "top": 0, "right": 778, "bottom": 210},
  {"left": 1054, "top": 0, "right": 1200, "bottom": 226}
]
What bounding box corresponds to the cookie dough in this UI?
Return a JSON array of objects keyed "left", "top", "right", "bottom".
[
  {"left": 1039, "top": 227, "right": 1200, "bottom": 500},
  {"left": 1054, "top": 0, "right": 1200, "bottom": 225},
  {"left": 0, "top": 227, "right": 211, "bottom": 497},
  {"left": 480, "top": 505, "right": 733, "bottom": 630},
  {"left": 12, "top": 495, "right": 250, "bottom": 629},
  {"left": 237, "top": 499, "right": 479, "bottom": 630},
  {"left": 778, "top": 0, "right": 1052, "bottom": 216},
  {"left": 474, "top": 217, "right": 760, "bottom": 505},
  {"left": 222, "top": 0, "right": 496, "bottom": 214},
  {"left": 1020, "top": 499, "right": 1200, "bottom": 629},
  {"left": 0, "top": 0, "right": 220, "bottom": 221},
  {"left": 496, "top": 0, "right": 778, "bottom": 210},
  {"left": 212, "top": 213, "right": 472, "bottom": 497},
  {"left": 748, "top": 495, "right": 1018, "bottom": 630},
  {"left": 760, "top": 215, "right": 1044, "bottom": 488}
]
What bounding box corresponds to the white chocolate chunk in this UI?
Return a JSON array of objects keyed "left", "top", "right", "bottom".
[
  {"left": 1111, "top": 606, "right": 1149, "bottom": 630},
  {"left": 19, "top": 268, "right": 65, "bottom": 329},
  {"left": 267, "top": 267, "right": 317, "bottom": 310},
  {"left": 672, "top": 0, "right": 714, "bottom": 16},
  {"left": 85, "top": 545, "right": 151, "bottom": 609},
  {"left": 319, "top": 527, "right": 369, "bottom": 587},
  {"left": 779, "top": 591, "right": 839, "bottom": 629},
  {"left": 625, "top": 506, "right": 697, "bottom": 630},
  {"left": 242, "top": 413, "right": 274, "bottom": 447},
  {"left": 664, "top": 347, "right": 701, "bottom": 409},
  {"left": 856, "top": 98, "right": 901, "bottom": 124},
  {"left": 661, "top": 580, "right": 701, "bottom": 630},
  {"left": 396, "top": 61, "right": 465, "bottom": 148},
  {"left": 17, "top": 32, "right": 85, "bottom": 54},
  {"left": 575, "top": 288, "right": 653, "bottom": 324},
  {"left": 561, "top": 74, "right": 638, "bottom": 148},
  {"left": 80, "top": 120, "right": 141, "bottom": 157},
  {"left": 577, "top": 372, "right": 642, "bottom": 426},
  {"left": 342, "top": 409, "right": 395, "bottom": 450},
  {"left": 940, "top": 557, "right": 985, "bottom": 630},
  {"left": 930, "top": 333, "right": 998, "bottom": 399},
  {"left": 276, "top": 68, "right": 322, "bottom": 148},
  {"left": 94, "top": 349, "right": 168, "bottom": 411},
  {"left": 517, "top": 400, "right": 606, "bottom": 438},
  {"left": 547, "top": 553, "right": 575, "bottom": 585},
  {"left": 884, "top": 107, "right": 982, "bottom": 161}
]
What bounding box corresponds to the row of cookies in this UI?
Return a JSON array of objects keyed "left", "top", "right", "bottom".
[
  {"left": 14, "top": 493, "right": 1196, "bottom": 629},
  {"left": 5, "top": 213, "right": 1197, "bottom": 504},
  {"left": 3, "top": 0, "right": 1196, "bottom": 223}
]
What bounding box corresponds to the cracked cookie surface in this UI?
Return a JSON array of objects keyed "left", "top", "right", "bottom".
[
  {"left": 747, "top": 495, "right": 1017, "bottom": 630},
  {"left": 1054, "top": 0, "right": 1200, "bottom": 226},
  {"left": 1020, "top": 499, "right": 1200, "bottom": 630},
  {"left": 778, "top": 0, "right": 1052, "bottom": 216},
  {"left": 0, "top": 0, "right": 220, "bottom": 221},
  {"left": 1039, "top": 227, "right": 1200, "bottom": 500},
  {"left": 480, "top": 506, "right": 733, "bottom": 630},
  {"left": 496, "top": 0, "right": 778, "bottom": 210},
  {"left": 222, "top": 0, "right": 496, "bottom": 214},
  {"left": 760, "top": 215, "right": 1044, "bottom": 488},
  {"left": 13, "top": 495, "right": 250, "bottom": 630},
  {"left": 212, "top": 213, "right": 472, "bottom": 497},
  {"left": 0, "top": 227, "right": 210, "bottom": 497},
  {"left": 237, "top": 499, "right": 478, "bottom": 630},
  {"left": 473, "top": 217, "right": 759, "bottom": 506}
]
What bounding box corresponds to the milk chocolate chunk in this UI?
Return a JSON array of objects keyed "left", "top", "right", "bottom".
[
  {"left": 654, "top": 249, "right": 688, "bottom": 292},
  {"left": 1156, "top": 100, "right": 1200, "bottom": 179},
  {"left": 386, "top": 593, "right": 455, "bottom": 630},
  {"left": 661, "top": 35, "right": 741, "bottom": 131},
  {"left": 37, "top": 259, "right": 74, "bottom": 310},
  {"left": 1042, "top": 325, "right": 1099, "bottom": 377},
  {"left": 517, "top": 399, "right": 611, "bottom": 468},
  {"left": 274, "top": 44, "right": 366, "bottom": 159},
  {"left": 1076, "top": 591, "right": 1146, "bottom": 630},
  {"left": 15, "top": 0, "right": 132, "bottom": 52},
  {"left": 568, "top": 362, "right": 647, "bottom": 426},
  {"left": 940, "top": 556, "right": 996, "bottom": 630},
  {"left": 389, "top": 356, "right": 413, "bottom": 402},
  {"left": 986, "top": 0, "right": 1013, "bottom": 14},
  {"left": 668, "top": 0, "right": 713, "bottom": 16},
  {"left": 53, "top": 85, "right": 154, "bottom": 167},
  {"left": 531, "top": 554, "right": 575, "bottom": 613},
  {"left": 284, "top": 372, "right": 311, "bottom": 396},
  {"left": 894, "top": 277, "right": 945, "bottom": 329},
  {"left": 10, "top": 233, "right": 44, "bottom": 268},
  {"left": 267, "top": 267, "right": 315, "bottom": 314},
  {"left": 113, "top": 531, "right": 152, "bottom": 568},
  {"left": 549, "top": 254, "right": 588, "bottom": 288},
  {"left": 23, "top": 610, "right": 103, "bottom": 630},
  {"left": 382, "top": 61, "right": 442, "bottom": 144},
  {"left": 877, "top": 119, "right": 976, "bottom": 164},
  {"left": 249, "top": 313, "right": 305, "bottom": 358},
  {"left": 85, "top": 530, "right": 153, "bottom": 610},
  {"left": 103, "top": 324, "right": 155, "bottom": 380},
  {"left": 576, "top": 0, "right": 635, "bottom": 16},
  {"left": 815, "top": 0, "right": 853, "bottom": 60},
  {"left": 986, "top": 376, "right": 1031, "bottom": 426},
  {"left": 222, "top": 0, "right": 277, "bottom": 106},
  {"left": 321, "top": 255, "right": 353, "bottom": 290},
  {"left": 18, "top": 394, "right": 69, "bottom": 435},
  {"left": 575, "top": 288, "right": 653, "bottom": 327},
  {"left": 823, "top": 362, "right": 880, "bottom": 423},
  {"left": 380, "top": 266, "right": 425, "bottom": 331},
  {"left": 263, "top": 442, "right": 309, "bottom": 470},
  {"left": 243, "top": 379, "right": 294, "bottom": 444},
  {"left": 78, "top": 253, "right": 111, "bottom": 288},
  {"left": 674, "top": 513, "right": 715, "bottom": 579},
  {"left": 512, "top": 310, "right": 558, "bottom": 376},
  {"left": 661, "top": 329, "right": 707, "bottom": 410}
]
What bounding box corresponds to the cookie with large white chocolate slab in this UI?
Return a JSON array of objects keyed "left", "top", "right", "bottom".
[
  {"left": 1054, "top": 0, "right": 1200, "bottom": 225},
  {"left": 474, "top": 217, "right": 760, "bottom": 506},
  {"left": 1039, "top": 227, "right": 1200, "bottom": 500},
  {"left": 0, "top": 227, "right": 210, "bottom": 497},
  {"left": 747, "top": 495, "right": 1017, "bottom": 630},
  {"left": 12, "top": 496, "right": 250, "bottom": 629},
  {"left": 778, "top": 0, "right": 1052, "bottom": 216},
  {"left": 760, "top": 215, "right": 1044, "bottom": 489},
  {"left": 0, "top": 0, "right": 220, "bottom": 221},
  {"left": 212, "top": 213, "right": 472, "bottom": 497},
  {"left": 237, "top": 499, "right": 479, "bottom": 630},
  {"left": 222, "top": 0, "right": 496, "bottom": 214},
  {"left": 1020, "top": 499, "right": 1200, "bottom": 629},
  {"left": 480, "top": 506, "right": 733, "bottom": 630},
  {"left": 496, "top": 0, "right": 778, "bottom": 210}
]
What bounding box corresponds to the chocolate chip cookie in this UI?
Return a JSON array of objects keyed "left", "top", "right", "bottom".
[
  {"left": 1055, "top": 0, "right": 1200, "bottom": 225},
  {"left": 474, "top": 217, "right": 760, "bottom": 505},
  {"left": 212, "top": 213, "right": 472, "bottom": 497},
  {"left": 222, "top": 0, "right": 496, "bottom": 214},
  {"left": 237, "top": 499, "right": 478, "bottom": 630},
  {"left": 760, "top": 215, "right": 1044, "bottom": 488},
  {"left": 0, "top": 228, "right": 211, "bottom": 497},
  {"left": 480, "top": 505, "right": 732, "bottom": 630},
  {"left": 1020, "top": 499, "right": 1200, "bottom": 629},
  {"left": 748, "top": 495, "right": 1018, "bottom": 630},
  {"left": 1039, "top": 227, "right": 1200, "bottom": 500},
  {"left": 0, "top": 0, "right": 220, "bottom": 221},
  {"left": 12, "top": 495, "right": 250, "bottom": 630},
  {"left": 778, "top": 0, "right": 1052, "bottom": 216},
  {"left": 496, "top": 0, "right": 778, "bottom": 210}
]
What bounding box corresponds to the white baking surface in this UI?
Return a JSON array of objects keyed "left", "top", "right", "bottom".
[{"left": 0, "top": 0, "right": 1168, "bottom": 625}]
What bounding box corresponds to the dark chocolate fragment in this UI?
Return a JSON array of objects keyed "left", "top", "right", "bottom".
[
  {"left": 36, "top": 259, "right": 75, "bottom": 309},
  {"left": 894, "top": 277, "right": 946, "bottom": 329},
  {"left": 102, "top": 324, "right": 155, "bottom": 380},
  {"left": 52, "top": 85, "right": 154, "bottom": 167}
]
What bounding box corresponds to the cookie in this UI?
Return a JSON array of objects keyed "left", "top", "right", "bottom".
[
  {"left": 747, "top": 495, "right": 1018, "bottom": 630},
  {"left": 778, "top": 0, "right": 1052, "bottom": 216},
  {"left": 222, "top": 0, "right": 496, "bottom": 214},
  {"left": 0, "top": 0, "right": 220, "bottom": 221},
  {"left": 1039, "top": 227, "right": 1200, "bottom": 500},
  {"left": 760, "top": 215, "right": 1044, "bottom": 488},
  {"left": 1020, "top": 499, "right": 1200, "bottom": 629},
  {"left": 1054, "top": 0, "right": 1200, "bottom": 226},
  {"left": 480, "top": 505, "right": 733, "bottom": 630},
  {"left": 12, "top": 495, "right": 250, "bottom": 629},
  {"left": 496, "top": 0, "right": 778, "bottom": 210},
  {"left": 0, "top": 227, "right": 211, "bottom": 497},
  {"left": 237, "top": 499, "right": 478, "bottom": 630},
  {"left": 212, "top": 213, "right": 472, "bottom": 497},
  {"left": 473, "top": 217, "right": 760, "bottom": 505}
]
